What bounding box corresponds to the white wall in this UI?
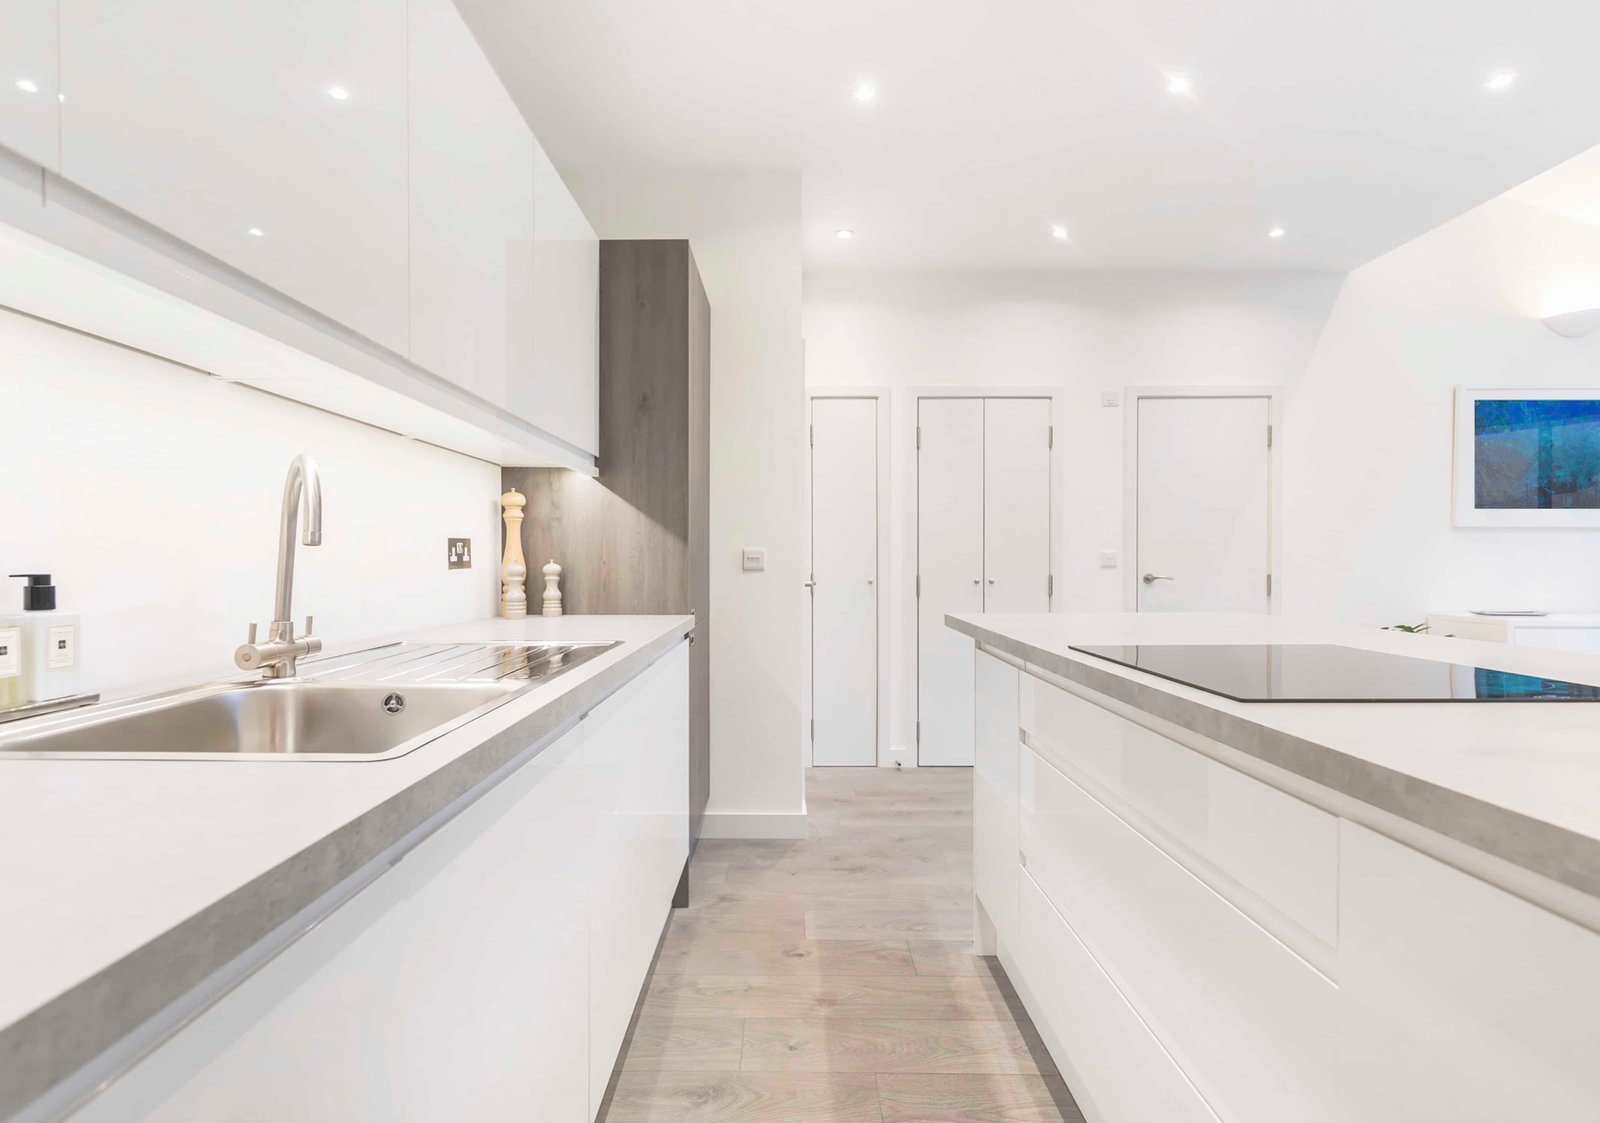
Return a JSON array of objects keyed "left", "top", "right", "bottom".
[
  {"left": 570, "top": 170, "right": 807, "bottom": 833},
  {"left": 803, "top": 269, "right": 1344, "bottom": 759},
  {"left": 0, "top": 308, "right": 500, "bottom": 696},
  {"left": 1284, "top": 195, "right": 1600, "bottom": 623}
]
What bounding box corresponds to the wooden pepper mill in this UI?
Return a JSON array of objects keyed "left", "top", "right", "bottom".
[
  {"left": 499, "top": 489, "right": 527, "bottom": 619},
  {"left": 542, "top": 559, "right": 563, "bottom": 617}
]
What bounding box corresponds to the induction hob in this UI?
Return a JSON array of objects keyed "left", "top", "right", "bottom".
[{"left": 1068, "top": 643, "right": 1600, "bottom": 702}]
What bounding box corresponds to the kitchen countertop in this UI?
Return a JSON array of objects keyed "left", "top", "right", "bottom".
[
  {"left": 949, "top": 612, "right": 1600, "bottom": 917},
  {"left": 0, "top": 614, "right": 693, "bottom": 1121}
]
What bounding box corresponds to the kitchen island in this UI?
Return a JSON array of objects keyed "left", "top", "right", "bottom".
[
  {"left": 950, "top": 611, "right": 1600, "bottom": 1123},
  {"left": 0, "top": 614, "right": 693, "bottom": 1123}
]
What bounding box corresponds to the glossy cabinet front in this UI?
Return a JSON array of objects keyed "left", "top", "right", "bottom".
[
  {"left": 0, "top": 0, "right": 59, "bottom": 169},
  {"left": 521, "top": 136, "right": 599, "bottom": 455},
  {"left": 408, "top": 0, "right": 535, "bottom": 410},
  {"left": 58, "top": 0, "right": 410, "bottom": 353}
]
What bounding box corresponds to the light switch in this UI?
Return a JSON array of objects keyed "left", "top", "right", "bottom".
[
  {"left": 1099, "top": 550, "right": 1119, "bottom": 568},
  {"left": 741, "top": 548, "right": 766, "bottom": 573},
  {"left": 1100, "top": 390, "right": 1121, "bottom": 407}
]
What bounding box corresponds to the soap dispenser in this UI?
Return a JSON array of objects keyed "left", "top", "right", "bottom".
[{"left": 2, "top": 574, "right": 81, "bottom": 705}]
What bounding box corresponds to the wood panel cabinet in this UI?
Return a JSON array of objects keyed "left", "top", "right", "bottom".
[
  {"left": 408, "top": 0, "right": 535, "bottom": 410},
  {"left": 0, "top": 0, "right": 58, "bottom": 169},
  {"left": 59, "top": 0, "right": 411, "bottom": 353},
  {"left": 506, "top": 241, "right": 710, "bottom": 839}
]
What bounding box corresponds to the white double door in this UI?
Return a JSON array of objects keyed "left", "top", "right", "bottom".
[
  {"left": 809, "top": 397, "right": 879, "bottom": 766},
  {"left": 918, "top": 397, "right": 1051, "bottom": 766},
  {"left": 1135, "top": 394, "right": 1273, "bottom": 612}
]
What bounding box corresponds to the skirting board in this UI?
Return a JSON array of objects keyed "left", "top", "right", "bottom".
[{"left": 696, "top": 810, "right": 809, "bottom": 840}]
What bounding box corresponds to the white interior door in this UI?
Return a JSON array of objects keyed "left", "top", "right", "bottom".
[
  {"left": 918, "top": 398, "right": 985, "bottom": 766},
  {"left": 810, "top": 397, "right": 878, "bottom": 766},
  {"left": 984, "top": 399, "right": 1052, "bottom": 613},
  {"left": 1136, "top": 395, "right": 1272, "bottom": 612}
]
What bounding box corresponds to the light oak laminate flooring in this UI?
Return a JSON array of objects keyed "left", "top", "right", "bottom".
[{"left": 598, "top": 767, "right": 1085, "bottom": 1123}]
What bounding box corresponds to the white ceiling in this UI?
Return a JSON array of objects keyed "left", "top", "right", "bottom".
[{"left": 458, "top": 0, "right": 1600, "bottom": 272}]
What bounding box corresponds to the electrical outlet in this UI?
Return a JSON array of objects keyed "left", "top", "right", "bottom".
[
  {"left": 1099, "top": 550, "right": 1119, "bottom": 568},
  {"left": 741, "top": 547, "right": 766, "bottom": 573},
  {"left": 1100, "top": 390, "right": 1121, "bottom": 407},
  {"left": 448, "top": 538, "right": 472, "bottom": 570}
]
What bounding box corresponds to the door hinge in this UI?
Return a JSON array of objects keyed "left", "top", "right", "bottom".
[
  {"left": 1266, "top": 573, "right": 1273, "bottom": 598},
  {"left": 916, "top": 574, "right": 921, "bottom": 598},
  {"left": 1048, "top": 574, "right": 1054, "bottom": 598},
  {"left": 1047, "top": 425, "right": 1053, "bottom": 449},
  {"left": 809, "top": 424, "right": 814, "bottom": 447},
  {"left": 1267, "top": 424, "right": 1273, "bottom": 450},
  {"left": 916, "top": 425, "right": 921, "bottom": 449},
  {"left": 916, "top": 720, "right": 921, "bottom": 745},
  {"left": 810, "top": 718, "right": 815, "bottom": 741}
]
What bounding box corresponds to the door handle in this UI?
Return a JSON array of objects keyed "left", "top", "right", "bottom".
[
  {"left": 987, "top": 579, "right": 995, "bottom": 585},
  {"left": 1142, "top": 573, "right": 1174, "bottom": 584},
  {"left": 804, "top": 580, "right": 816, "bottom": 588}
]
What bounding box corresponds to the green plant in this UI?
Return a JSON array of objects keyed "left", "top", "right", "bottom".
[{"left": 1384, "top": 622, "right": 1431, "bottom": 633}]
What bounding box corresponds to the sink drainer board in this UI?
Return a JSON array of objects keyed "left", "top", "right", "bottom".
[
  {"left": 301, "top": 641, "right": 620, "bottom": 684},
  {"left": 0, "top": 641, "right": 622, "bottom": 762}
]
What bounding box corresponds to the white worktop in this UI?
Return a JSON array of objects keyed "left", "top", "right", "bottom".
[
  {"left": 948, "top": 612, "right": 1600, "bottom": 917},
  {"left": 0, "top": 614, "right": 693, "bottom": 1118}
]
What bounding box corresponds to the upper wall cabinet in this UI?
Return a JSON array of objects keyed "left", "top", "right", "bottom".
[
  {"left": 58, "top": 0, "right": 411, "bottom": 354},
  {"left": 0, "top": 1, "right": 60, "bottom": 169},
  {"left": 408, "top": 0, "right": 534, "bottom": 412},
  {"left": 517, "top": 137, "right": 599, "bottom": 457}
]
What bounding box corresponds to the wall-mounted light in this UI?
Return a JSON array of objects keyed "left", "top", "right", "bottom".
[{"left": 1542, "top": 308, "right": 1600, "bottom": 338}]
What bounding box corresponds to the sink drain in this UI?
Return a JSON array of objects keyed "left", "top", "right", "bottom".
[{"left": 381, "top": 692, "right": 406, "bottom": 715}]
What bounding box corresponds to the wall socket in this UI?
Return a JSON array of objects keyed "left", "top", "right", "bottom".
[
  {"left": 1100, "top": 390, "right": 1121, "bottom": 408},
  {"left": 1099, "top": 550, "right": 1119, "bottom": 568},
  {"left": 741, "top": 547, "right": 766, "bottom": 573},
  {"left": 447, "top": 538, "right": 472, "bottom": 570}
]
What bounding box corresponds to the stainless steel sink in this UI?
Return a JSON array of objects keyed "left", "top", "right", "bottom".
[{"left": 0, "top": 640, "right": 620, "bottom": 761}]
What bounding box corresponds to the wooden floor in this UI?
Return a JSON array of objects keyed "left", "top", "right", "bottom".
[{"left": 598, "top": 767, "right": 1086, "bottom": 1122}]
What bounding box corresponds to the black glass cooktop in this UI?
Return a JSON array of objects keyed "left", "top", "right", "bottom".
[{"left": 1068, "top": 643, "right": 1600, "bottom": 702}]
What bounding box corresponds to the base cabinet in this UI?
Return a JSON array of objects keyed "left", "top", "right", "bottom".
[
  {"left": 976, "top": 653, "right": 1600, "bottom": 1123},
  {"left": 70, "top": 643, "right": 690, "bottom": 1123}
]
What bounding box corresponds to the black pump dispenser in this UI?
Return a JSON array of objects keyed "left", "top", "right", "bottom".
[{"left": 8, "top": 574, "right": 56, "bottom": 611}]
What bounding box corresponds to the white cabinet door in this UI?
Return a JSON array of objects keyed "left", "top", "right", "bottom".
[
  {"left": 810, "top": 397, "right": 878, "bottom": 766},
  {"left": 72, "top": 726, "right": 594, "bottom": 1123},
  {"left": 514, "top": 136, "right": 598, "bottom": 455},
  {"left": 0, "top": 1, "right": 58, "bottom": 169},
  {"left": 58, "top": 0, "right": 410, "bottom": 353},
  {"left": 408, "top": 0, "right": 534, "bottom": 410},
  {"left": 1136, "top": 395, "right": 1271, "bottom": 612},
  {"left": 983, "top": 398, "right": 1051, "bottom": 613},
  {"left": 917, "top": 397, "right": 985, "bottom": 765},
  {"left": 587, "top": 645, "right": 690, "bottom": 1110},
  {"left": 974, "top": 650, "right": 1019, "bottom": 951}
]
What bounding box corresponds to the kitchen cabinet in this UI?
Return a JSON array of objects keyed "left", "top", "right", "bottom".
[
  {"left": 508, "top": 241, "right": 710, "bottom": 837},
  {"left": 514, "top": 137, "right": 599, "bottom": 456},
  {"left": 0, "top": 0, "right": 59, "bottom": 169},
  {"left": 69, "top": 641, "right": 690, "bottom": 1123},
  {"left": 972, "top": 653, "right": 1600, "bottom": 1123},
  {"left": 58, "top": 0, "right": 410, "bottom": 353},
  {"left": 408, "top": 0, "right": 534, "bottom": 410}
]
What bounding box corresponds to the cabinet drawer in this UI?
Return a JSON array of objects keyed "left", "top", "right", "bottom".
[
  {"left": 1021, "top": 672, "right": 1337, "bottom": 947},
  {"left": 1016, "top": 873, "right": 1220, "bottom": 1123},
  {"left": 1021, "top": 748, "right": 1343, "bottom": 1123}
]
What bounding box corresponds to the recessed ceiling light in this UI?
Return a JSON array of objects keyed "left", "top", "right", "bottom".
[
  {"left": 835, "top": 228, "right": 855, "bottom": 240},
  {"left": 1051, "top": 224, "right": 1069, "bottom": 241},
  {"left": 1166, "top": 74, "right": 1192, "bottom": 96},
  {"left": 247, "top": 227, "right": 265, "bottom": 237},
  {"left": 327, "top": 85, "right": 350, "bottom": 100},
  {"left": 1268, "top": 226, "right": 1286, "bottom": 239},
  {"left": 854, "top": 82, "right": 875, "bottom": 104},
  {"left": 15, "top": 79, "right": 38, "bottom": 94},
  {"left": 1485, "top": 71, "right": 1516, "bottom": 91}
]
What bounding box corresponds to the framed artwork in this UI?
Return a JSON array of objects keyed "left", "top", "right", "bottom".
[{"left": 1454, "top": 388, "right": 1600, "bottom": 526}]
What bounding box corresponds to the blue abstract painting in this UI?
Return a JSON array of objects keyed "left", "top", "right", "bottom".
[{"left": 1474, "top": 399, "right": 1600, "bottom": 509}]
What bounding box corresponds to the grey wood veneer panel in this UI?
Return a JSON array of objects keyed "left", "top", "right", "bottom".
[{"left": 505, "top": 239, "right": 710, "bottom": 836}]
